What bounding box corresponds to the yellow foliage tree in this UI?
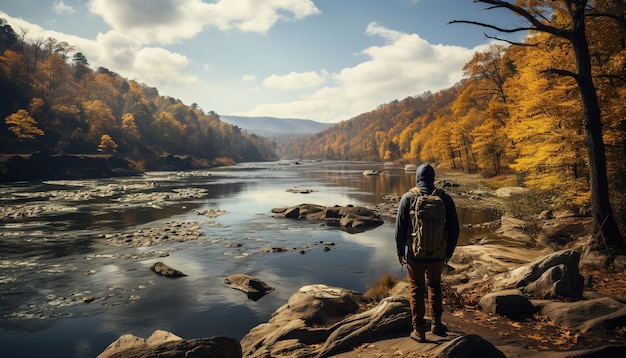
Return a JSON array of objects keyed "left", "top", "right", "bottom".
[
  {"left": 121, "top": 113, "right": 140, "bottom": 139},
  {"left": 506, "top": 31, "right": 589, "bottom": 207},
  {"left": 5, "top": 109, "right": 44, "bottom": 141},
  {"left": 83, "top": 99, "right": 117, "bottom": 141},
  {"left": 97, "top": 134, "right": 118, "bottom": 154}
]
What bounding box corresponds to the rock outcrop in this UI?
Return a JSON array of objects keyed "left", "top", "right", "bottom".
[
  {"left": 271, "top": 204, "right": 384, "bottom": 233},
  {"left": 541, "top": 297, "right": 626, "bottom": 333},
  {"left": 224, "top": 274, "right": 275, "bottom": 301},
  {"left": 316, "top": 296, "right": 411, "bottom": 357},
  {"left": 429, "top": 334, "right": 506, "bottom": 358},
  {"left": 240, "top": 284, "right": 373, "bottom": 357},
  {"left": 97, "top": 330, "right": 242, "bottom": 358},
  {"left": 492, "top": 249, "right": 584, "bottom": 299},
  {"left": 239, "top": 282, "right": 524, "bottom": 357},
  {"left": 478, "top": 289, "right": 537, "bottom": 318},
  {"left": 150, "top": 262, "right": 187, "bottom": 278}
]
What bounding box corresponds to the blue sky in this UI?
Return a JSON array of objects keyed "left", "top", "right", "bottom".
[{"left": 0, "top": 0, "right": 523, "bottom": 123}]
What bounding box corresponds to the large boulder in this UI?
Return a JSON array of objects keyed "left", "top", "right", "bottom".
[
  {"left": 541, "top": 297, "right": 626, "bottom": 333},
  {"left": 271, "top": 204, "right": 383, "bottom": 233},
  {"left": 492, "top": 249, "right": 584, "bottom": 299},
  {"left": 478, "top": 289, "right": 536, "bottom": 318},
  {"left": 97, "top": 330, "right": 241, "bottom": 358},
  {"left": 523, "top": 263, "right": 582, "bottom": 298},
  {"left": 240, "top": 284, "right": 371, "bottom": 357},
  {"left": 429, "top": 334, "right": 506, "bottom": 358},
  {"left": 539, "top": 214, "right": 592, "bottom": 248},
  {"left": 316, "top": 296, "right": 411, "bottom": 357},
  {"left": 224, "top": 274, "right": 275, "bottom": 301}
]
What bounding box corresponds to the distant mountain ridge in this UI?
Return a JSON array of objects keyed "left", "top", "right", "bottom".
[{"left": 220, "top": 115, "right": 333, "bottom": 141}]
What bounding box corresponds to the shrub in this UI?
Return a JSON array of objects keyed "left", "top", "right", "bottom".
[{"left": 364, "top": 271, "right": 400, "bottom": 301}]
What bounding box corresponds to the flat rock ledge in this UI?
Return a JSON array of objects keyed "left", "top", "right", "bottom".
[
  {"left": 271, "top": 204, "right": 384, "bottom": 233},
  {"left": 97, "top": 330, "right": 241, "bottom": 358},
  {"left": 239, "top": 283, "right": 514, "bottom": 358}
]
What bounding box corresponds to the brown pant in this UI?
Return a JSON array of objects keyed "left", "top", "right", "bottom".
[{"left": 406, "top": 259, "right": 445, "bottom": 328}]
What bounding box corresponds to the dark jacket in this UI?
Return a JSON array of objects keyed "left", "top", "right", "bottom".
[{"left": 395, "top": 164, "right": 460, "bottom": 262}]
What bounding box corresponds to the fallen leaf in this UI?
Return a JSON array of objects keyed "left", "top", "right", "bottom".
[{"left": 507, "top": 321, "right": 522, "bottom": 329}]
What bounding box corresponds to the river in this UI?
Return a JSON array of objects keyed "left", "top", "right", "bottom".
[{"left": 0, "top": 161, "right": 499, "bottom": 357}]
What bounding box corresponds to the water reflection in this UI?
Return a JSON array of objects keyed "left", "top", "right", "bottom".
[{"left": 304, "top": 163, "right": 413, "bottom": 203}]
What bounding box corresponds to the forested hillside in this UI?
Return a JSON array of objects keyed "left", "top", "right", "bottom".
[
  {"left": 283, "top": 2, "right": 625, "bottom": 221},
  {"left": 0, "top": 19, "right": 277, "bottom": 169}
]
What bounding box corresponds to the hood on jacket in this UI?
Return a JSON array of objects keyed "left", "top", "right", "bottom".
[{"left": 415, "top": 163, "right": 435, "bottom": 192}]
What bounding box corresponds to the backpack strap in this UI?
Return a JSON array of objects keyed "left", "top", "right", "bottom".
[
  {"left": 431, "top": 188, "right": 444, "bottom": 196},
  {"left": 409, "top": 187, "right": 421, "bottom": 196},
  {"left": 410, "top": 187, "right": 444, "bottom": 196}
]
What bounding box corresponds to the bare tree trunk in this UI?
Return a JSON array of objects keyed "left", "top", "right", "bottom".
[{"left": 570, "top": 6, "right": 625, "bottom": 259}]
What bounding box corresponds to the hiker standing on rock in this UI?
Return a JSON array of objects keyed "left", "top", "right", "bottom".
[{"left": 395, "top": 163, "right": 459, "bottom": 342}]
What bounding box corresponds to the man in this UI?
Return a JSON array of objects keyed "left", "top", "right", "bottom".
[{"left": 395, "top": 163, "right": 459, "bottom": 342}]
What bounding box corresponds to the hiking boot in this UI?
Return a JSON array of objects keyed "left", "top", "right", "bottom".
[
  {"left": 410, "top": 327, "right": 426, "bottom": 343},
  {"left": 431, "top": 322, "right": 448, "bottom": 336}
]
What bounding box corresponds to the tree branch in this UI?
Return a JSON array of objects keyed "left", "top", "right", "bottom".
[
  {"left": 541, "top": 68, "right": 579, "bottom": 81},
  {"left": 483, "top": 33, "right": 536, "bottom": 47},
  {"left": 447, "top": 19, "right": 534, "bottom": 34},
  {"left": 450, "top": 0, "right": 574, "bottom": 40}
]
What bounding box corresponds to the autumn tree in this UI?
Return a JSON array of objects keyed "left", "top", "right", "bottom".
[
  {"left": 4, "top": 97, "right": 45, "bottom": 141},
  {"left": 451, "top": 0, "right": 625, "bottom": 260},
  {"left": 457, "top": 44, "right": 514, "bottom": 175},
  {"left": 121, "top": 113, "right": 140, "bottom": 139},
  {"left": 505, "top": 29, "right": 589, "bottom": 207},
  {"left": 97, "top": 134, "right": 117, "bottom": 154},
  {"left": 72, "top": 52, "right": 90, "bottom": 81},
  {"left": 83, "top": 99, "right": 118, "bottom": 143},
  {"left": 5, "top": 109, "right": 44, "bottom": 141}
]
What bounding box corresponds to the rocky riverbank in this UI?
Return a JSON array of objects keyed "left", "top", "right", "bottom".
[
  {"left": 0, "top": 153, "right": 223, "bottom": 182},
  {"left": 0, "top": 153, "right": 142, "bottom": 182},
  {"left": 94, "top": 170, "right": 626, "bottom": 357}
]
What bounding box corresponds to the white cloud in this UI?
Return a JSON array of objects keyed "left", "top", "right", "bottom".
[
  {"left": 87, "top": 0, "right": 320, "bottom": 44},
  {"left": 84, "top": 31, "right": 197, "bottom": 85},
  {"left": 0, "top": 12, "right": 195, "bottom": 89},
  {"left": 262, "top": 71, "right": 327, "bottom": 90},
  {"left": 241, "top": 74, "right": 256, "bottom": 81},
  {"left": 134, "top": 47, "right": 197, "bottom": 84},
  {"left": 237, "top": 23, "right": 478, "bottom": 122},
  {"left": 365, "top": 22, "right": 402, "bottom": 42},
  {"left": 53, "top": 1, "right": 75, "bottom": 15},
  {"left": 209, "top": 0, "right": 320, "bottom": 33}
]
